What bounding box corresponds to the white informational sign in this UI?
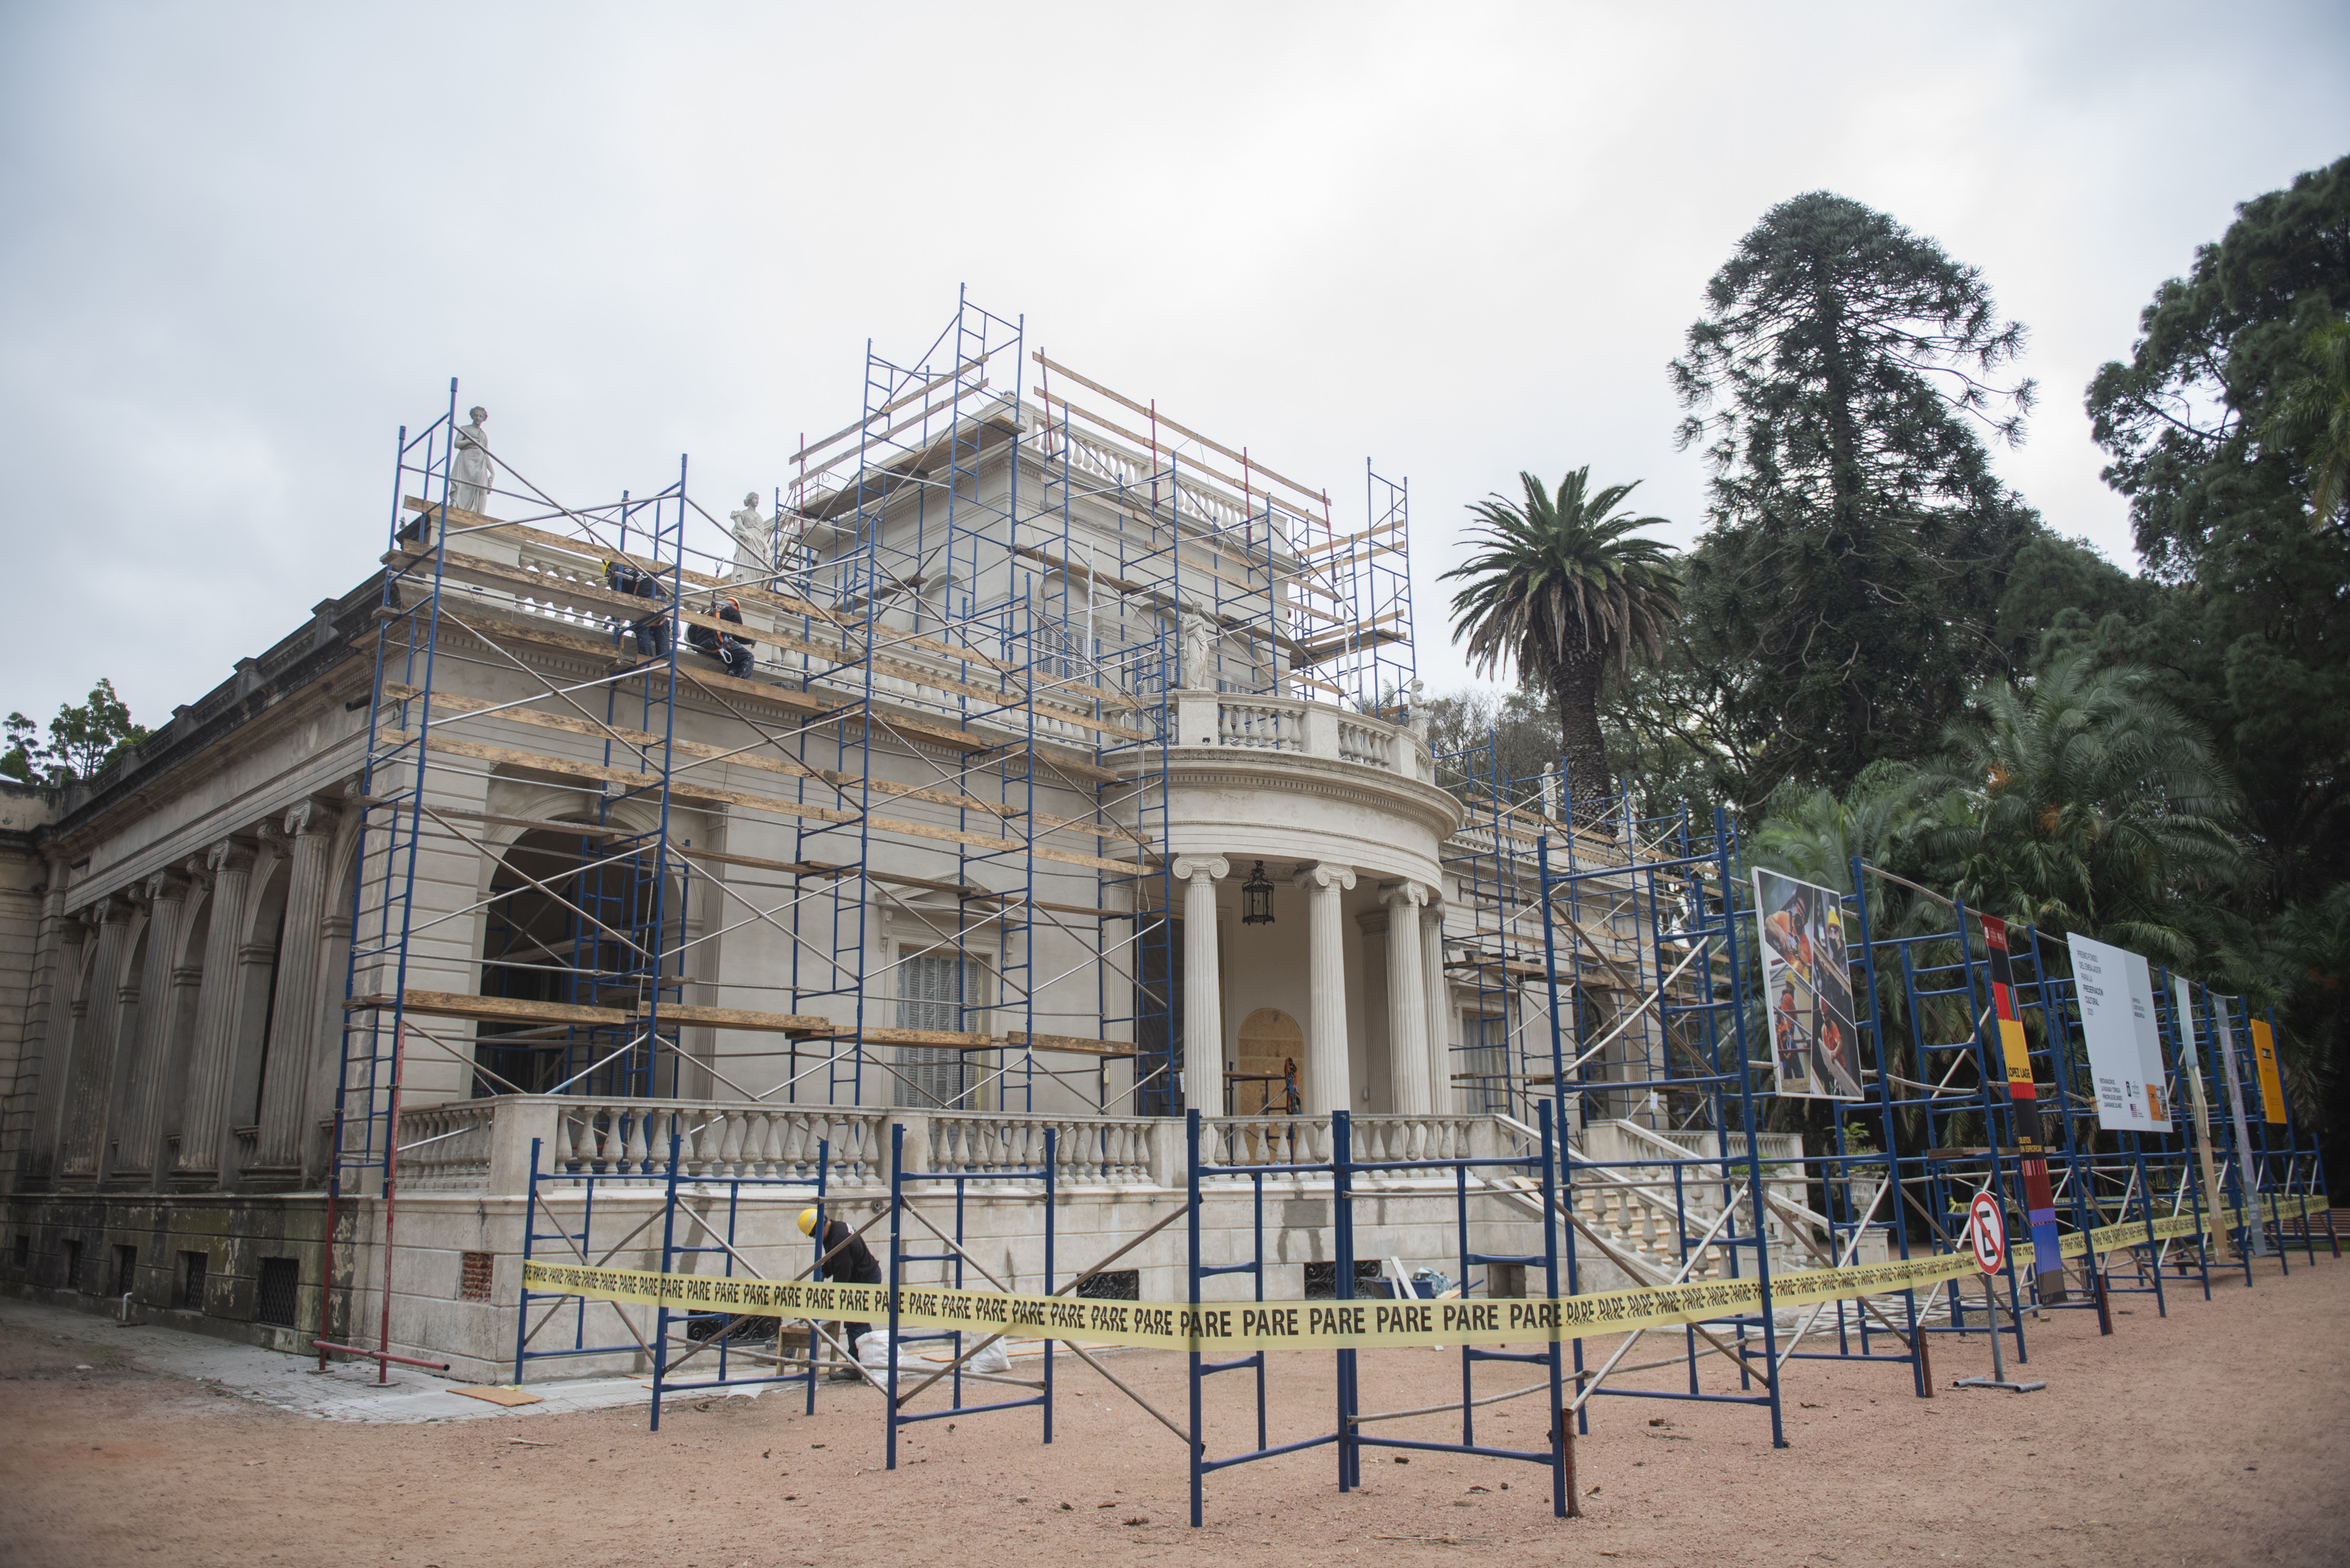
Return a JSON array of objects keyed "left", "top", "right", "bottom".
[
  {"left": 2067, "top": 933, "right": 2173, "bottom": 1134},
  {"left": 1968, "top": 1192, "right": 2007, "bottom": 1275}
]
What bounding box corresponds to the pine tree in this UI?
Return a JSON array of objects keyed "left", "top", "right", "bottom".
[{"left": 1670, "top": 191, "right": 2041, "bottom": 804}]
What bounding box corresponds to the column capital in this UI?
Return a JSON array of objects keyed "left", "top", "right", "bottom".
[
  {"left": 1378, "top": 879, "right": 1429, "bottom": 909},
  {"left": 1291, "top": 862, "right": 1356, "bottom": 893},
  {"left": 206, "top": 837, "right": 258, "bottom": 876},
  {"left": 284, "top": 798, "right": 343, "bottom": 837},
  {"left": 146, "top": 868, "right": 194, "bottom": 904},
  {"left": 254, "top": 819, "right": 292, "bottom": 854},
  {"left": 96, "top": 893, "right": 136, "bottom": 925},
  {"left": 1171, "top": 855, "right": 1229, "bottom": 884}
]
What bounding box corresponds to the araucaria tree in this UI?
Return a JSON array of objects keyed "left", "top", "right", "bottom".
[
  {"left": 1672, "top": 191, "right": 2042, "bottom": 804},
  {"left": 1442, "top": 468, "right": 1680, "bottom": 822}
]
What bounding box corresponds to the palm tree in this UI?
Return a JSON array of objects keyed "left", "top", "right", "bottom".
[
  {"left": 1921, "top": 655, "right": 2242, "bottom": 963},
  {"left": 1441, "top": 469, "right": 1680, "bottom": 825}
]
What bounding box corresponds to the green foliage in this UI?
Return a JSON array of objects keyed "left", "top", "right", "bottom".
[
  {"left": 2078, "top": 156, "right": 2350, "bottom": 914},
  {"left": 2264, "top": 319, "right": 2350, "bottom": 532},
  {"left": 1423, "top": 687, "right": 1562, "bottom": 811},
  {"left": 1440, "top": 468, "right": 1680, "bottom": 819},
  {"left": 1, "top": 680, "right": 151, "bottom": 786},
  {"left": 1920, "top": 657, "right": 2241, "bottom": 963},
  {"left": 1670, "top": 191, "right": 2043, "bottom": 805}
]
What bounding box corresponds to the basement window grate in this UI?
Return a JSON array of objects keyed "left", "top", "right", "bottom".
[
  {"left": 255, "top": 1257, "right": 300, "bottom": 1326},
  {"left": 11, "top": 1234, "right": 27, "bottom": 1270},
  {"left": 114, "top": 1245, "right": 137, "bottom": 1299},
  {"left": 1302, "top": 1261, "right": 1385, "bottom": 1301},
  {"left": 60, "top": 1238, "right": 82, "bottom": 1292},
  {"left": 459, "top": 1251, "right": 493, "bottom": 1302},
  {"left": 179, "top": 1251, "right": 209, "bottom": 1312},
  {"left": 1074, "top": 1269, "right": 1139, "bottom": 1301}
]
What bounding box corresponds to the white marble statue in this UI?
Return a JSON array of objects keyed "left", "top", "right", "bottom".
[
  {"left": 1407, "top": 677, "right": 1429, "bottom": 739},
  {"left": 728, "top": 492, "right": 772, "bottom": 581},
  {"left": 1180, "top": 604, "right": 1218, "bottom": 690},
  {"left": 451, "top": 406, "right": 493, "bottom": 514}
]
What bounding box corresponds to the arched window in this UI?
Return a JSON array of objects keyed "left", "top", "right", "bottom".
[{"left": 477, "top": 824, "right": 684, "bottom": 1098}]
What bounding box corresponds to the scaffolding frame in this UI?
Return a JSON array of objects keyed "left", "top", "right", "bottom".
[{"left": 317, "top": 293, "right": 1415, "bottom": 1381}]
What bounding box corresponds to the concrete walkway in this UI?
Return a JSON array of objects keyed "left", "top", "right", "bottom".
[{"left": 0, "top": 1298, "right": 737, "bottom": 1424}]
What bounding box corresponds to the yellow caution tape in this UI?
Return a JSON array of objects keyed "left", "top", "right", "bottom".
[{"left": 521, "top": 1194, "right": 2327, "bottom": 1353}]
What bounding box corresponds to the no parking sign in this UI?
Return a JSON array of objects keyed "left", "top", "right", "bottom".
[{"left": 1968, "top": 1192, "right": 2007, "bottom": 1275}]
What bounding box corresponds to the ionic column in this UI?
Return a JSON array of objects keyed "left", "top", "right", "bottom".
[
  {"left": 254, "top": 800, "right": 340, "bottom": 1174},
  {"left": 175, "top": 839, "right": 256, "bottom": 1182},
  {"left": 60, "top": 897, "right": 136, "bottom": 1178},
  {"left": 1292, "top": 862, "right": 1357, "bottom": 1114},
  {"left": 111, "top": 869, "right": 193, "bottom": 1183},
  {"left": 1382, "top": 882, "right": 1430, "bottom": 1116},
  {"left": 1420, "top": 894, "right": 1452, "bottom": 1115},
  {"left": 1171, "top": 856, "right": 1228, "bottom": 1117}
]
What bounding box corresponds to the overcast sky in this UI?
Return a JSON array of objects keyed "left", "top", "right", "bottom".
[{"left": 3, "top": 2, "right": 2344, "bottom": 731}]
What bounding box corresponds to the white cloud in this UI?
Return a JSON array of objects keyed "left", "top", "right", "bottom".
[{"left": 2, "top": 0, "right": 2342, "bottom": 725}]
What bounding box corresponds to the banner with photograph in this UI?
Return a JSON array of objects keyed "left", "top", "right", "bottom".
[
  {"left": 1753, "top": 869, "right": 1863, "bottom": 1100},
  {"left": 2066, "top": 933, "right": 2172, "bottom": 1134}
]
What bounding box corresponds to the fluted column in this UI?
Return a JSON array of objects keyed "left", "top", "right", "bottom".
[
  {"left": 60, "top": 897, "right": 136, "bottom": 1178},
  {"left": 255, "top": 800, "right": 340, "bottom": 1175},
  {"left": 111, "top": 869, "right": 193, "bottom": 1184},
  {"left": 1382, "top": 882, "right": 1430, "bottom": 1116},
  {"left": 24, "top": 863, "right": 88, "bottom": 1185},
  {"left": 1293, "top": 862, "right": 1357, "bottom": 1113},
  {"left": 176, "top": 839, "right": 255, "bottom": 1183},
  {"left": 1421, "top": 895, "right": 1451, "bottom": 1115},
  {"left": 1171, "top": 856, "right": 1228, "bottom": 1117}
]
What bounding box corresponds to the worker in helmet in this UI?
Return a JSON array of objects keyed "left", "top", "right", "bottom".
[
  {"left": 799, "top": 1206, "right": 881, "bottom": 1382},
  {"left": 687, "top": 594, "right": 754, "bottom": 679}
]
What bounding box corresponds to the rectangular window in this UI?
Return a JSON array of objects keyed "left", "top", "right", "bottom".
[
  {"left": 1458, "top": 1013, "right": 1510, "bottom": 1114},
  {"left": 114, "top": 1245, "right": 137, "bottom": 1298},
  {"left": 460, "top": 1250, "right": 493, "bottom": 1302},
  {"left": 11, "top": 1234, "right": 27, "bottom": 1269},
  {"left": 60, "top": 1238, "right": 82, "bottom": 1292},
  {"left": 178, "top": 1251, "right": 209, "bottom": 1312},
  {"left": 895, "top": 951, "right": 982, "bottom": 1109},
  {"left": 255, "top": 1257, "right": 300, "bottom": 1327}
]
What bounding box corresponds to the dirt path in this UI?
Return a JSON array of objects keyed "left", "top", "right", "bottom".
[{"left": 4, "top": 1255, "right": 2345, "bottom": 1567}]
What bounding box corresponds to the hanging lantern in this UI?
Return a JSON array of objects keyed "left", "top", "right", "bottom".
[{"left": 1240, "top": 860, "right": 1275, "bottom": 926}]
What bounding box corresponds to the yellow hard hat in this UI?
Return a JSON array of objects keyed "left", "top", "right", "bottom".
[{"left": 797, "top": 1207, "right": 818, "bottom": 1236}]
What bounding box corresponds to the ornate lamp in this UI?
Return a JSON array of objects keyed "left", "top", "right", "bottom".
[{"left": 1240, "top": 860, "right": 1275, "bottom": 925}]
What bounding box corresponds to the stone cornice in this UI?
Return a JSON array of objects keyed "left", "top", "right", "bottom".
[{"left": 1135, "top": 746, "right": 1466, "bottom": 840}]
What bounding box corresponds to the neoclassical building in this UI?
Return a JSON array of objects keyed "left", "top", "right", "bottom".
[{"left": 0, "top": 328, "right": 1718, "bottom": 1372}]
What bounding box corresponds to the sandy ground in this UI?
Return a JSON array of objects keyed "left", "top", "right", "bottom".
[{"left": 3, "top": 1254, "right": 2345, "bottom": 1568}]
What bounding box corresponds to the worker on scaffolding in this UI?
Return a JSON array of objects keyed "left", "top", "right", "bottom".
[
  {"left": 687, "top": 594, "right": 754, "bottom": 679},
  {"left": 604, "top": 557, "right": 668, "bottom": 659},
  {"left": 801, "top": 1207, "right": 881, "bottom": 1382}
]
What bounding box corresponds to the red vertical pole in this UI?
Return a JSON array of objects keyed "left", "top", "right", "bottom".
[{"left": 1561, "top": 1406, "right": 1582, "bottom": 1518}]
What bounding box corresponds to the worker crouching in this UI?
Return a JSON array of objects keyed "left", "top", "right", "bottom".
[{"left": 688, "top": 595, "right": 754, "bottom": 679}]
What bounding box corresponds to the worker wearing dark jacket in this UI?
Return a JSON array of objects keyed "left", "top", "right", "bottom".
[
  {"left": 604, "top": 560, "right": 668, "bottom": 658},
  {"left": 801, "top": 1207, "right": 881, "bottom": 1381},
  {"left": 687, "top": 595, "right": 754, "bottom": 678}
]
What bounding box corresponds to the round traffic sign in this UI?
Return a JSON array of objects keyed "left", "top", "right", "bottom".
[{"left": 1968, "top": 1192, "right": 2007, "bottom": 1275}]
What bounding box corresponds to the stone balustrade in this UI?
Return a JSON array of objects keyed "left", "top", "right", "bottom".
[
  {"left": 390, "top": 1096, "right": 1542, "bottom": 1195},
  {"left": 1175, "top": 692, "right": 1432, "bottom": 782}
]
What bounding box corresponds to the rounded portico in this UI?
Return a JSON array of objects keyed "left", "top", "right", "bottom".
[{"left": 1134, "top": 690, "right": 1465, "bottom": 1118}]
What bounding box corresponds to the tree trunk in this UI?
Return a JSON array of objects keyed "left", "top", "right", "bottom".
[{"left": 1552, "top": 650, "right": 1615, "bottom": 830}]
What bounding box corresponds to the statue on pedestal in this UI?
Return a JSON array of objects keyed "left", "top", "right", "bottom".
[
  {"left": 1180, "top": 603, "right": 1218, "bottom": 691},
  {"left": 451, "top": 406, "right": 493, "bottom": 514},
  {"left": 728, "top": 492, "right": 773, "bottom": 582}
]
